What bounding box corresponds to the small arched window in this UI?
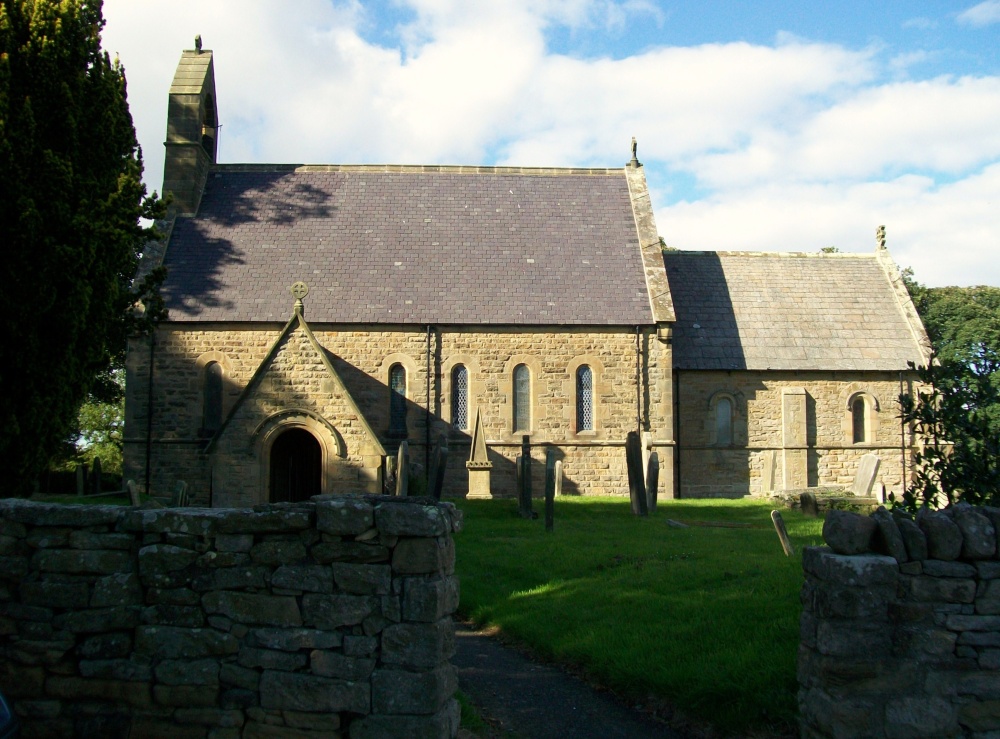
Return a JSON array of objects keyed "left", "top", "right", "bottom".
[
  {"left": 389, "top": 364, "right": 407, "bottom": 435},
  {"left": 452, "top": 365, "right": 469, "bottom": 430},
  {"left": 513, "top": 364, "right": 531, "bottom": 432},
  {"left": 852, "top": 396, "right": 867, "bottom": 444},
  {"left": 202, "top": 362, "right": 223, "bottom": 434},
  {"left": 576, "top": 365, "right": 594, "bottom": 432},
  {"left": 715, "top": 397, "right": 733, "bottom": 446}
]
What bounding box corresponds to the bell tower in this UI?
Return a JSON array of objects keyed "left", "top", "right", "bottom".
[{"left": 162, "top": 37, "right": 218, "bottom": 216}]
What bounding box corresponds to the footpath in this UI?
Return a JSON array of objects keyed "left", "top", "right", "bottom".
[{"left": 452, "top": 623, "right": 689, "bottom": 739}]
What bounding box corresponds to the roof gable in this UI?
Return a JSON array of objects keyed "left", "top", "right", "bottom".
[{"left": 160, "top": 165, "right": 654, "bottom": 326}]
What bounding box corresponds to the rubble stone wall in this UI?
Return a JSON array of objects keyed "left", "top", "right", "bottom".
[
  {"left": 800, "top": 506, "right": 1000, "bottom": 738},
  {"left": 0, "top": 496, "right": 462, "bottom": 739}
]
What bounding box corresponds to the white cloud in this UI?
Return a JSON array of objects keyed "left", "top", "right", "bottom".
[
  {"left": 657, "top": 164, "right": 1000, "bottom": 287},
  {"left": 100, "top": 1, "right": 1000, "bottom": 287},
  {"left": 957, "top": 1, "right": 1000, "bottom": 27}
]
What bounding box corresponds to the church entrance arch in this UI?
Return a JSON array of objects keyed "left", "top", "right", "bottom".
[{"left": 269, "top": 428, "right": 321, "bottom": 502}]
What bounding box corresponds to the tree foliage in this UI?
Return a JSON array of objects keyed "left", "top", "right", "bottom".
[
  {"left": 899, "top": 273, "right": 1000, "bottom": 508},
  {"left": 0, "top": 0, "right": 163, "bottom": 496}
]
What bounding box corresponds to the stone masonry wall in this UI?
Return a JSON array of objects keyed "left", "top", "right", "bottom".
[
  {"left": 125, "top": 325, "right": 673, "bottom": 502},
  {"left": 0, "top": 496, "right": 462, "bottom": 739},
  {"left": 799, "top": 505, "right": 1000, "bottom": 738},
  {"left": 677, "top": 370, "right": 917, "bottom": 497}
]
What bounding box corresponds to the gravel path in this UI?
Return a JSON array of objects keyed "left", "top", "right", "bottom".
[{"left": 453, "top": 623, "right": 689, "bottom": 739}]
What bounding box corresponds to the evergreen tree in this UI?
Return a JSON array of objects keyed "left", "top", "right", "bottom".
[{"left": 0, "top": 0, "right": 163, "bottom": 497}]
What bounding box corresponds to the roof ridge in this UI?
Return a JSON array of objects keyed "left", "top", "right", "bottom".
[{"left": 212, "top": 163, "right": 625, "bottom": 176}]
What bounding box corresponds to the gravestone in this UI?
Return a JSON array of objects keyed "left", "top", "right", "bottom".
[
  {"left": 800, "top": 491, "right": 819, "bottom": 517},
  {"left": 428, "top": 435, "right": 449, "bottom": 501},
  {"left": 518, "top": 435, "right": 533, "bottom": 519},
  {"left": 641, "top": 431, "right": 652, "bottom": 486},
  {"left": 396, "top": 441, "right": 409, "bottom": 497},
  {"left": 171, "top": 480, "right": 189, "bottom": 507},
  {"left": 851, "top": 454, "right": 881, "bottom": 497},
  {"left": 645, "top": 452, "right": 659, "bottom": 513},
  {"left": 554, "top": 460, "right": 563, "bottom": 498},
  {"left": 544, "top": 450, "right": 556, "bottom": 533},
  {"left": 770, "top": 510, "right": 794, "bottom": 556},
  {"left": 625, "top": 431, "right": 647, "bottom": 516},
  {"left": 91, "top": 458, "right": 103, "bottom": 495},
  {"left": 761, "top": 450, "right": 776, "bottom": 494},
  {"left": 465, "top": 409, "right": 493, "bottom": 499},
  {"left": 127, "top": 480, "right": 141, "bottom": 507}
]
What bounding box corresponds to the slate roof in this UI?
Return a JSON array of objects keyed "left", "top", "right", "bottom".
[
  {"left": 663, "top": 251, "right": 928, "bottom": 371},
  {"left": 160, "top": 165, "right": 652, "bottom": 325}
]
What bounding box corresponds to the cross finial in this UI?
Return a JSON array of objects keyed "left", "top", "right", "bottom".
[
  {"left": 290, "top": 281, "right": 309, "bottom": 316},
  {"left": 195, "top": 35, "right": 203, "bottom": 53},
  {"left": 876, "top": 225, "right": 886, "bottom": 250},
  {"left": 629, "top": 137, "right": 640, "bottom": 167}
]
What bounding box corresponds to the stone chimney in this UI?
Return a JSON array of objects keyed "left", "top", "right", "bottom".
[{"left": 162, "top": 42, "right": 218, "bottom": 216}]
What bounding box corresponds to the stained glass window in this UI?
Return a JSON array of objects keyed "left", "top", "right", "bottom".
[
  {"left": 203, "top": 362, "right": 223, "bottom": 433},
  {"left": 576, "top": 365, "right": 593, "bottom": 432},
  {"left": 452, "top": 365, "right": 468, "bottom": 430},
  {"left": 716, "top": 397, "right": 732, "bottom": 446},
  {"left": 389, "top": 364, "right": 407, "bottom": 435},
  {"left": 513, "top": 364, "right": 530, "bottom": 432}
]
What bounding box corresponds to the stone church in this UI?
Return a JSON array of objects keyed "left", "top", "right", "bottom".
[{"left": 123, "top": 46, "right": 931, "bottom": 506}]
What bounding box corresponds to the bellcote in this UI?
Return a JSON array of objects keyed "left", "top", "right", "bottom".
[{"left": 162, "top": 42, "right": 218, "bottom": 216}]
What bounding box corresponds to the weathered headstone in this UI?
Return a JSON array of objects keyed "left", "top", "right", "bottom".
[
  {"left": 91, "top": 457, "right": 103, "bottom": 495},
  {"left": 625, "top": 431, "right": 647, "bottom": 516},
  {"left": 645, "top": 452, "right": 659, "bottom": 513},
  {"left": 800, "top": 491, "right": 818, "bottom": 517},
  {"left": 850, "top": 454, "right": 881, "bottom": 497},
  {"left": 770, "top": 510, "right": 794, "bottom": 556},
  {"left": 518, "top": 435, "right": 533, "bottom": 519},
  {"left": 395, "top": 441, "right": 409, "bottom": 497},
  {"left": 171, "top": 480, "right": 189, "bottom": 508},
  {"left": 544, "top": 451, "right": 556, "bottom": 533},
  {"left": 761, "top": 450, "right": 776, "bottom": 494},
  {"left": 428, "top": 435, "right": 448, "bottom": 501},
  {"left": 76, "top": 463, "right": 86, "bottom": 497},
  {"left": 554, "top": 460, "right": 563, "bottom": 498},
  {"left": 641, "top": 431, "right": 652, "bottom": 486},
  {"left": 127, "top": 480, "right": 141, "bottom": 507}
]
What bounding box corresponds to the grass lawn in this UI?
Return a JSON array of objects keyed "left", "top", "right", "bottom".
[{"left": 453, "top": 496, "right": 825, "bottom": 735}]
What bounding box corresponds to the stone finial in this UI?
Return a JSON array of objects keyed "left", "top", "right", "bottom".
[
  {"left": 628, "top": 137, "right": 641, "bottom": 168},
  {"left": 876, "top": 224, "right": 886, "bottom": 250},
  {"left": 195, "top": 35, "right": 203, "bottom": 53},
  {"left": 290, "top": 281, "right": 309, "bottom": 316}
]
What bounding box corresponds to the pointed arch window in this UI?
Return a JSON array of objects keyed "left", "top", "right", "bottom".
[
  {"left": 513, "top": 364, "right": 531, "bottom": 432},
  {"left": 389, "top": 364, "right": 407, "bottom": 435},
  {"left": 576, "top": 365, "right": 594, "bottom": 432},
  {"left": 452, "top": 365, "right": 469, "bottom": 430},
  {"left": 202, "top": 362, "right": 223, "bottom": 435}
]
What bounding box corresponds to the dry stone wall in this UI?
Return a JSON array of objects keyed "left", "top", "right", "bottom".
[
  {"left": 800, "top": 505, "right": 1000, "bottom": 738},
  {"left": 0, "top": 496, "right": 462, "bottom": 738}
]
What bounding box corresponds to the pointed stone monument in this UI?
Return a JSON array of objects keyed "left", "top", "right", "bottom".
[{"left": 465, "top": 409, "right": 493, "bottom": 499}]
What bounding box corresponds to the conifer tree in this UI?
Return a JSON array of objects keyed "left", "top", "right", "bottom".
[{"left": 0, "top": 0, "right": 162, "bottom": 496}]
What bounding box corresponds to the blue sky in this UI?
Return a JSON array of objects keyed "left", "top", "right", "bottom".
[{"left": 102, "top": 0, "right": 1000, "bottom": 287}]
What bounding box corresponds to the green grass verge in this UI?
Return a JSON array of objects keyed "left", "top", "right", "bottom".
[{"left": 454, "top": 496, "right": 824, "bottom": 734}]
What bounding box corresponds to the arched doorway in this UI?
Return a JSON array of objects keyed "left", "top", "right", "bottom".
[{"left": 269, "top": 428, "right": 321, "bottom": 502}]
